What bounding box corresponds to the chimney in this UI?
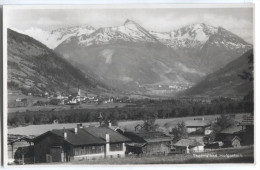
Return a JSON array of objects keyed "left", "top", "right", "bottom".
[
  {"left": 74, "top": 127, "right": 78, "bottom": 134},
  {"left": 77, "top": 123, "right": 83, "bottom": 129},
  {"left": 63, "top": 132, "right": 67, "bottom": 139},
  {"left": 105, "top": 133, "right": 110, "bottom": 143}
]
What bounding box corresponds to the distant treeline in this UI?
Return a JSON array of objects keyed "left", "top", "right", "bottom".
[{"left": 8, "top": 97, "right": 253, "bottom": 127}]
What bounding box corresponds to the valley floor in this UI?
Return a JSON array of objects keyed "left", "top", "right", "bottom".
[{"left": 8, "top": 113, "right": 247, "bottom": 136}]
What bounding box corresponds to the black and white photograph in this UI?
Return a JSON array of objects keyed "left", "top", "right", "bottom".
[{"left": 2, "top": 4, "right": 255, "bottom": 166}]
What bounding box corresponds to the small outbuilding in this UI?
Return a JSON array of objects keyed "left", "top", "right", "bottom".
[
  {"left": 223, "top": 136, "right": 241, "bottom": 148},
  {"left": 172, "top": 138, "right": 204, "bottom": 154},
  {"left": 122, "top": 131, "right": 172, "bottom": 156}
]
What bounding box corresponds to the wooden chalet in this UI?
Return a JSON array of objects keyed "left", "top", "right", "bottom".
[
  {"left": 121, "top": 131, "right": 172, "bottom": 156},
  {"left": 32, "top": 125, "right": 130, "bottom": 163}
]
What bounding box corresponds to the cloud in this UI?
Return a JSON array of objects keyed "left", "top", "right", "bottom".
[{"left": 36, "top": 17, "right": 62, "bottom": 26}]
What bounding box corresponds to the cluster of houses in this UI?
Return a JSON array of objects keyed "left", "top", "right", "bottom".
[
  {"left": 8, "top": 114, "right": 254, "bottom": 164},
  {"left": 8, "top": 98, "right": 28, "bottom": 108},
  {"left": 42, "top": 89, "right": 131, "bottom": 106}
]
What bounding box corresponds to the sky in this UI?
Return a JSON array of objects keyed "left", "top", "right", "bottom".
[{"left": 5, "top": 6, "right": 254, "bottom": 43}]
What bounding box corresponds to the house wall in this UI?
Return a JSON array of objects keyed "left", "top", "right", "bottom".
[
  {"left": 143, "top": 141, "right": 170, "bottom": 155},
  {"left": 73, "top": 153, "right": 105, "bottom": 161},
  {"left": 106, "top": 143, "right": 126, "bottom": 158},
  {"left": 190, "top": 145, "right": 204, "bottom": 153},
  {"left": 172, "top": 145, "right": 204, "bottom": 154},
  {"left": 232, "top": 139, "right": 241, "bottom": 148},
  {"left": 50, "top": 147, "right": 64, "bottom": 162},
  {"left": 71, "top": 145, "right": 104, "bottom": 161},
  {"left": 34, "top": 134, "right": 68, "bottom": 163},
  {"left": 187, "top": 126, "right": 206, "bottom": 134},
  {"left": 205, "top": 129, "right": 213, "bottom": 135},
  {"left": 172, "top": 146, "right": 188, "bottom": 154},
  {"left": 187, "top": 127, "right": 197, "bottom": 133}
]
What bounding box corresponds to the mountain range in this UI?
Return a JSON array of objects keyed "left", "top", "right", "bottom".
[{"left": 12, "top": 19, "right": 253, "bottom": 97}]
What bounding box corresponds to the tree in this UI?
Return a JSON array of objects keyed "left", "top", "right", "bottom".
[
  {"left": 213, "top": 114, "right": 235, "bottom": 132},
  {"left": 171, "top": 121, "right": 188, "bottom": 140},
  {"left": 238, "top": 51, "right": 253, "bottom": 82},
  {"left": 141, "top": 111, "right": 159, "bottom": 132},
  {"left": 238, "top": 51, "right": 254, "bottom": 111},
  {"left": 206, "top": 114, "right": 235, "bottom": 142}
]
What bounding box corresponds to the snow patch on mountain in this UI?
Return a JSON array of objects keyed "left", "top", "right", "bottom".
[
  {"left": 100, "top": 49, "right": 114, "bottom": 64},
  {"left": 176, "top": 62, "right": 206, "bottom": 76}
]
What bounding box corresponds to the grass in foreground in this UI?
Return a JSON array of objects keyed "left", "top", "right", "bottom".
[{"left": 66, "top": 145, "right": 253, "bottom": 164}]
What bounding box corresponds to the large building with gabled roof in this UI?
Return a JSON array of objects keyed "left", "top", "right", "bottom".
[{"left": 32, "top": 124, "right": 130, "bottom": 163}]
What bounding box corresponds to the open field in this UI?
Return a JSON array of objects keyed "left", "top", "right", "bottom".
[
  {"left": 8, "top": 102, "right": 131, "bottom": 113},
  {"left": 50, "top": 145, "right": 253, "bottom": 164},
  {"left": 8, "top": 113, "right": 247, "bottom": 136},
  {"left": 8, "top": 92, "right": 135, "bottom": 113}
]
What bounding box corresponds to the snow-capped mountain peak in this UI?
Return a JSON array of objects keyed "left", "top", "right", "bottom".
[
  {"left": 70, "top": 19, "right": 159, "bottom": 47},
  {"left": 149, "top": 23, "right": 251, "bottom": 50},
  {"left": 19, "top": 25, "right": 96, "bottom": 49},
  {"left": 124, "top": 19, "right": 136, "bottom": 25}
]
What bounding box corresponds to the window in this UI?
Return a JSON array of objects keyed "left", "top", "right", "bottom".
[{"left": 110, "top": 143, "right": 123, "bottom": 151}]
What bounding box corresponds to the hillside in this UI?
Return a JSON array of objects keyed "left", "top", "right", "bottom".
[
  {"left": 7, "top": 28, "right": 107, "bottom": 95},
  {"left": 183, "top": 49, "right": 253, "bottom": 98}
]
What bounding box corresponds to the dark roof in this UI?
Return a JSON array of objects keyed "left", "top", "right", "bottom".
[
  {"left": 52, "top": 128, "right": 106, "bottom": 146},
  {"left": 224, "top": 135, "right": 241, "bottom": 142},
  {"left": 185, "top": 120, "right": 211, "bottom": 127},
  {"left": 33, "top": 128, "right": 105, "bottom": 146},
  {"left": 8, "top": 136, "right": 33, "bottom": 145},
  {"left": 85, "top": 126, "right": 130, "bottom": 143},
  {"left": 121, "top": 131, "right": 172, "bottom": 144},
  {"left": 173, "top": 139, "right": 203, "bottom": 147},
  {"left": 121, "top": 132, "right": 147, "bottom": 143},
  {"left": 136, "top": 131, "right": 172, "bottom": 143},
  {"left": 136, "top": 131, "right": 170, "bottom": 139},
  {"left": 33, "top": 126, "right": 130, "bottom": 146},
  {"left": 126, "top": 142, "right": 147, "bottom": 147},
  {"left": 220, "top": 126, "right": 243, "bottom": 134}
]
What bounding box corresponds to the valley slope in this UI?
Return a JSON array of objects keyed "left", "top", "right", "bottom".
[
  {"left": 7, "top": 29, "right": 107, "bottom": 95},
  {"left": 183, "top": 49, "right": 253, "bottom": 98}
]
